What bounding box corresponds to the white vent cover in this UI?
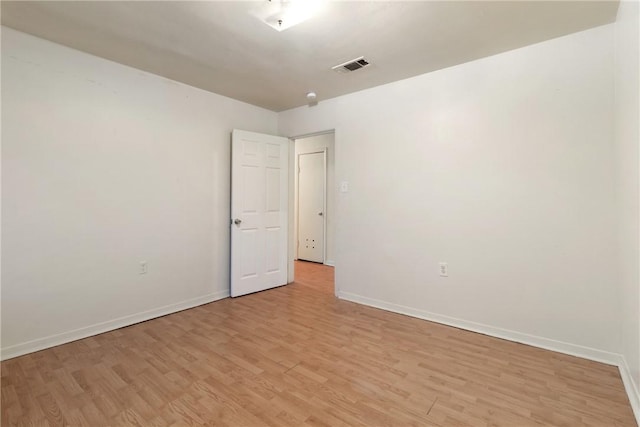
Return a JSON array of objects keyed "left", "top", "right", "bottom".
[{"left": 332, "top": 56, "right": 370, "bottom": 73}]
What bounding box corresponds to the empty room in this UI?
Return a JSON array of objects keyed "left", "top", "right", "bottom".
[{"left": 1, "top": 1, "right": 639, "bottom": 426}]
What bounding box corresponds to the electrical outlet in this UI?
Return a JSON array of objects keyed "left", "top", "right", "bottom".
[
  {"left": 439, "top": 262, "right": 448, "bottom": 277},
  {"left": 139, "top": 261, "right": 148, "bottom": 275}
]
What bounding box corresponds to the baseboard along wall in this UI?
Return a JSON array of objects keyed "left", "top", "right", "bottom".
[
  {"left": 2, "top": 286, "right": 637, "bottom": 425},
  {"left": 337, "top": 290, "right": 640, "bottom": 425},
  {"left": 1, "top": 290, "right": 230, "bottom": 361}
]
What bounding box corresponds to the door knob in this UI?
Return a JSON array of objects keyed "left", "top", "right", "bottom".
[
  {"left": 234, "top": 218, "right": 242, "bottom": 225},
  {"left": 318, "top": 212, "right": 323, "bottom": 216}
]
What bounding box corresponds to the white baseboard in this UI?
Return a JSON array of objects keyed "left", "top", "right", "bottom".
[
  {"left": 337, "top": 291, "right": 621, "bottom": 365},
  {"left": 2, "top": 287, "right": 637, "bottom": 425},
  {"left": 619, "top": 355, "right": 640, "bottom": 423},
  {"left": 324, "top": 259, "right": 335, "bottom": 267},
  {"left": 338, "top": 290, "right": 640, "bottom": 425},
  {"left": 1, "top": 289, "right": 230, "bottom": 361}
]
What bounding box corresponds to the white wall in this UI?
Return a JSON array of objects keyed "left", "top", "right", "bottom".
[
  {"left": 614, "top": 0, "right": 640, "bottom": 415},
  {"left": 294, "top": 133, "right": 335, "bottom": 265},
  {"left": 279, "top": 25, "right": 621, "bottom": 360},
  {"left": 1, "top": 27, "right": 277, "bottom": 359}
]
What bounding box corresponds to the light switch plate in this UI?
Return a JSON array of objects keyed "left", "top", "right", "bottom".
[{"left": 439, "top": 262, "right": 448, "bottom": 277}]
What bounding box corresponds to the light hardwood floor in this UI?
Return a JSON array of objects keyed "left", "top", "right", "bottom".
[{"left": 1, "top": 261, "right": 636, "bottom": 426}]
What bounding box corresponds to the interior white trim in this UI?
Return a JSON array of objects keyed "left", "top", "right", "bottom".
[
  {"left": 619, "top": 355, "right": 640, "bottom": 423},
  {"left": 337, "top": 291, "right": 621, "bottom": 365},
  {"left": 337, "top": 290, "right": 640, "bottom": 425},
  {"left": 289, "top": 129, "right": 336, "bottom": 140},
  {"left": 324, "top": 260, "right": 335, "bottom": 267},
  {"left": 1, "top": 290, "right": 230, "bottom": 361}
]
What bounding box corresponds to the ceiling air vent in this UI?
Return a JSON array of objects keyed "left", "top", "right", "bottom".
[{"left": 332, "top": 57, "right": 370, "bottom": 74}]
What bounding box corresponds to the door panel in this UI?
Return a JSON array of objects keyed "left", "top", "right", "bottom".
[
  {"left": 297, "top": 152, "right": 325, "bottom": 263},
  {"left": 231, "top": 129, "right": 289, "bottom": 297}
]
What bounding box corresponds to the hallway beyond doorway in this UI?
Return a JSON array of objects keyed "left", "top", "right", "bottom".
[{"left": 293, "top": 260, "right": 334, "bottom": 295}]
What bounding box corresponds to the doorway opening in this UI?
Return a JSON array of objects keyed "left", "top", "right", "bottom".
[
  {"left": 292, "top": 132, "right": 335, "bottom": 294},
  {"left": 294, "top": 260, "right": 335, "bottom": 296}
]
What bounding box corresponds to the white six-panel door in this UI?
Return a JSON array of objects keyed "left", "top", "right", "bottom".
[
  {"left": 297, "top": 151, "right": 325, "bottom": 263},
  {"left": 231, "top": 130, "right": 289, "bottom": 297}
]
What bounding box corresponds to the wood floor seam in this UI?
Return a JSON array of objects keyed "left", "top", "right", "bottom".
[{"left": 427, "top": 397, "right": 439, "bottom": 416}]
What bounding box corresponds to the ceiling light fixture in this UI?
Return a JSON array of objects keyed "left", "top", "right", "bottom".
[
  {"left": 306, "top": 91, "right": 318, "bottom": 106},
  {"left": 250, "top": 0, "right": 326, "bottom": 32}
]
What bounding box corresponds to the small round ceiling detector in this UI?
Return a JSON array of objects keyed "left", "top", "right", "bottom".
[{"left": 306, "top": 92, "right": 317, "bottom": 101}]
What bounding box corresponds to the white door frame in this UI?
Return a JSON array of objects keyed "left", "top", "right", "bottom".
[
  {"left": 295, "top": 149, "right": 327, "bottom": 263},
  {"left": 287, "top": 130, "right": 335, "bottom": 286}
]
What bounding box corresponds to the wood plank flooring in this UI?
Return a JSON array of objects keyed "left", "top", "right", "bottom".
[{"left": 1, "top": 261, "right": 636, "bottom": 426}]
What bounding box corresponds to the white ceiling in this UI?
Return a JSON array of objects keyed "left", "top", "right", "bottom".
[{"left": 1, "top": 1, "right": 619, "bottom": 112}]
